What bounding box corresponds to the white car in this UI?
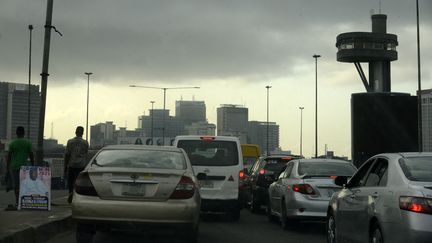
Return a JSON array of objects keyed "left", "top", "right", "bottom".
[
  {"left": 71, "top": 145, "right": 201, "bottom": 243},
  {"left": 174, "top": 135, "right": 244, "bottom": 221},
  {"left": 327, "top": 153, "right": 432, "bottom": 243}
]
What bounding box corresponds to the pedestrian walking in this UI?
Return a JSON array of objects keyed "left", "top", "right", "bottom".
[
  {"left": 64, "top": 126, "right": 89, "bottom": 203},
  {"left": 6, "top": 126, "right": 34, "bottom": 210}
]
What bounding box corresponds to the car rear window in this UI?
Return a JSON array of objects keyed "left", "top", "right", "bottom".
[
  {"left": 93, "top": 150, "right": 186, "bottom": 169},
  {"left": 399, "top": 157, "right": 432, "bottom": 182},
  {"left": 264, "top": 158, "right": 290, "bottom": 172},
  {"left": 177, "top": 140, "right": 239, "bottom": 166},
  {"left": 298, "top": 162, "right": 356, "bottom": 176}
]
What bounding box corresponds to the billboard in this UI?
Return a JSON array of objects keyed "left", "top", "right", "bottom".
[{"left": 18, "top": 166, "right": 51, "bottom": 210}]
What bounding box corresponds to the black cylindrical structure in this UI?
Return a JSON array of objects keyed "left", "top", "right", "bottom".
[{"left": 351, "top": 92, "right": 418, "bottom": 167}]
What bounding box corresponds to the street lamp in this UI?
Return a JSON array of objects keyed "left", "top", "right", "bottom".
[
  {"left": 266, "top": 85, "right": 272, "bottom": 156},
  {"left": 130, "top": 85, "right": 200, "bottom": 145},
  {"left": 27, "top": 25, "right": 33, "bottom": 139},
  {"left": 313, "top": 54, "right": 321, "bottom": 158},
  {"left": 150, "top": 101, "right": 155, "bottom": 145},
  {"left": 299, "top": 107, "right": 304, "bottom": 157},
  {"left": 84, "top": 72, "right": 93, "bottom": 141},
  {"left": 416, "top": 0, "right": 423, "bottom": 152}
]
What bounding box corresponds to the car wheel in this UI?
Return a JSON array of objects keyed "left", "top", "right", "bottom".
[
  {"left": 250, "top": 192, "right": 261, "bottom": 213},
  {"left": 76, "top": 224, "right": 94, "bottom": 243},
  {"left": 267, "top": 201, "right": 277, "bottom": 223},
  {"left": 327, "top": 213, "right": 337, "bottom": 243},
  {"left": 280, "top": 200, "right": 288, "bottom": 230},
  {"left": 370, "top": 223, "right": 384, "bottom": 243}
]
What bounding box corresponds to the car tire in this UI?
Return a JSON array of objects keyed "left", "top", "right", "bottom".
[
  {"left": 370, "top": 222, "right": 384, "bottom": 243},
  {"left": 250, "top": 192, "right": 261, "bottom": 213},
  {"left": 280, "top": 200, "right": 289, "bottom": 230},
  {"left": 183, "top": 228, "right": 198, "bottom": 243},
  {"left": 326, "top": 212, "right": 337, "bottom": 243},
  {"left": 76, "top": 224, "right": 95, "bottom": 243},
  {"left": 228, "top": 208, "right": 241, "bottom": 222},
  {"left": 266, "top": 201, "right": 277, "bottom": 223}
]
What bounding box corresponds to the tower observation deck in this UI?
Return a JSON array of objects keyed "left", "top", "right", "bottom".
[{"left": 336, "top": 14, "right": 398, "bottom": 92}]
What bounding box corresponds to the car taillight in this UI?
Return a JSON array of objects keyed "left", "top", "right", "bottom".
[
  {"left": 170, "top": 176, "right": 196, "bottom": 199},
  {"left": 400, "top": 196, "right": 432, "bottom": 214},
  {"left": 292, "top": 184, "right": 316, "bottom": 195},
  {"left": 259, "top": 169, "right": 265, "bottom": 175},
  {"left": 239, "top": 170, "right": 245, "bottom": 180},
  {"left": 75, "top": 172, "right": 99, "bottom": 196}
]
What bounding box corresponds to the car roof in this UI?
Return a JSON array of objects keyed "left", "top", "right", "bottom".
[
  {"left": 374, "top": 152, "right": 432, "bottom": 159},
  {"left": 101, "top": 145, "right": 183, "bottom": 152},
  {"left": 296, "top": 158, "right": 352, "bottom": 163},
  {"left": 175, "top": 135, "right": 240, "bottom": 141}
]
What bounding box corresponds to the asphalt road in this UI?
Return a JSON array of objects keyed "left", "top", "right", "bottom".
[{"left": 48, "top": 210, "right": 327, "bottom": 243}]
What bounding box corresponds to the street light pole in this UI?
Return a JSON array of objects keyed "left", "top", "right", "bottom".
[
  {"left": 85, "top": 72, "right": 93, "bottom": 142},
  {"left": 129, "top": 85, "right": 200, "bottom": 145},
  {"left": 150, "top": 101, "right": 155, "bottom": 145},
  {"left": 266, "top": 85, "right": 272, "bottom": 156},
  {"left": 27, "top": 25, "right": 33, "bottom": 140},
  {"left": 299, "top": 107, "right": 304, "bottom": 157},
  {"left": 313, "top": 54, "right": 321, "bottom": 158},
  {"left": 416, "top": 0, "right": 423, "bottom": 152}
]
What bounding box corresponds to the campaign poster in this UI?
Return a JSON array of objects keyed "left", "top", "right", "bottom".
[{"left": 18, "top": 166, "right": 51, "bottom": 211}]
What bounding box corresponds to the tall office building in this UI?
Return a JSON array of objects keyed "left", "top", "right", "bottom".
[
  {"left": 138, "top": 109, "right": 186, "bottom": 141},
  {"left": 419, "top": 89, "right": 432, "bottom": 152},
  {"left": 175, "top": 100, "right": 206, "bottom": 125},
  {"left": 217, "top": 104, "right": 248, "bottom": 143},
  {"left": 0, "top": 82, "right": 40, "bottom": 146},
  {"left": 247, "top": 121, "right": 280, "bottom": 155},
  {"left": 90, "top": 121, "right": 116, "bottom": 147}
]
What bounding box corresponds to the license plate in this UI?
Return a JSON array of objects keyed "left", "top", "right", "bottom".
[
  {"left": 199, "top": 180, "right": 214, "bottom": 188},
  {"left": 122, "top": 183, "right": 145, "bottom": 196}
]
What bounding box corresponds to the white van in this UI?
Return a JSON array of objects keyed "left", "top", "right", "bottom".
[{"left": 173, "top": 135, "right": 244, "bottom": 221}]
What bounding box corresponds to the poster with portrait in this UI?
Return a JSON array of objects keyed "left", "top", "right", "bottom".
[{"left": 18, "top": 166, "right": 51, "bottom": 210}]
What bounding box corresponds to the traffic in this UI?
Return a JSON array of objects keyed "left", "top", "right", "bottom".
[{"left": 70, "top": 136, "right": 432, "bottom": 243}]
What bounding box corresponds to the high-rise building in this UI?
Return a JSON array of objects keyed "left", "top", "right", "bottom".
[
  {"left": 90, "top": 121, "right": 116, "bottom": 147},
  {"left": 0, "top": 82, "right": 40, "bottom": 146},
  {"left": 175, "top": 100, "right": 206, "bottom": 125},
  {"left": 185, "top": 121, "right": 216, "bottom": 136},
  {"left": 217, "top": 104, "right": 248, "bottom": 143},
  {"left": 138, "top": 109, "right": 186, "bottom": 143},
  {"left": 247, "top": 121, "right": 280, "bottom": 155},
  {"left": 420, "top": 89, "right": 432, "bottom": 152}
]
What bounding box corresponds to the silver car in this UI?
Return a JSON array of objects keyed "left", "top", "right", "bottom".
[
  {"left": 71, "top": 145, "right": 201, "bottom": 243},
  {"left": 327, "top": 153, "right": 432, "bottom": 243},
  {"left": 267, "top": 159, "right": 356, "bottom": 229}
]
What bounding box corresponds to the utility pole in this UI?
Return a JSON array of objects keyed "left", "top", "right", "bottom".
[
  {"left": 150, "top": 101, "right": 155, "bottom": 145},
  {"left": 313, "top": 54, "right": 321, "bottom": 158},
  {"left": 416, "top": 0, "right": 423, "bottom": 152},
  {"left": 299, "top": 107, "right": 304, "bottom": 157},
  {"left": 266, "top": 85, "right": 272, "bottom": 156},
  {"left": 36, "top": 0, "right": 54, "bottom": 165},
  {"left": 27, "top": 25, "right": 33, "bottom": 140}
]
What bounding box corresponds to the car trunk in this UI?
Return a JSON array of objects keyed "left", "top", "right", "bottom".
[
  {"left": 408, "top": 181, "right": 432, "bottom": 198},
  {"left": 302, "top": 176, "right": 342, "bottom": 200},
  {"left": 87, "top": 167, "right": 186, "bottom": 202}
]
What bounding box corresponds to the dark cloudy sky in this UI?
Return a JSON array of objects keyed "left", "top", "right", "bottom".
[{"left": 1, "top": 0, "right": 431, "bottom": 157}]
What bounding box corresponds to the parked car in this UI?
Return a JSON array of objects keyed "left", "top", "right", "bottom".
[
  {"left": 174, "top": 135, "right": 244, "bottom": 221},
  {"left": 71, "top": 145, "right": 201, "bottom": 243},
  {"left": 327, "top": 152, "right": 432, "bottom": 243},
  {"left": 267, "top": 158, "right": 356, "bottom": 229},
  {"left": 245, "top": 155, "right": 302, "bottom": 212}
]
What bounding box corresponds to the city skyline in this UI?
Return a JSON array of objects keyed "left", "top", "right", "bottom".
[{"left": 1, "top": 0, "right": 431, "bottom": 158}]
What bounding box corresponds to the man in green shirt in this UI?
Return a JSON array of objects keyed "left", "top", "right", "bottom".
[{"left": 6, "top": 126, "right": 34, "bottom": 209}]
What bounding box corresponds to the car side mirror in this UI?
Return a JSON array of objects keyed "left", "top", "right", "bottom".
[
  {"left": 196, "top": 173, "right": 207, "bottom": 181},
  {"left": 334, "top": 176, "right": 348, "bottom": 187}
]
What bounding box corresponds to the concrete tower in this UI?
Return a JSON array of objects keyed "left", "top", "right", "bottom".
[{"left": 336, "top": 14, "right": 398, "bottom": 92}]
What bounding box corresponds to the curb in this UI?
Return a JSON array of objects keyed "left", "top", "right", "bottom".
[{"left": 0, "top": 214, "right": 73, "bottom": 243}]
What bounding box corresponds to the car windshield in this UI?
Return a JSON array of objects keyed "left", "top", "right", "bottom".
[
  {"left": 298, "top": 162, "right": 356, "bottom": 176},
  {"left": 399, "top": 157, "right": 432, "bottom": 182},
  {"left": 93, "top": 149, "right": 186, "bottom": 170},
  {"left": 177, "top": 140, "right": 238, "bottom": 166}
]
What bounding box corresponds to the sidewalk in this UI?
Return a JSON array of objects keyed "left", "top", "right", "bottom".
[{"left": 0, "top": 189, "right": 73, "bottom": 243}]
